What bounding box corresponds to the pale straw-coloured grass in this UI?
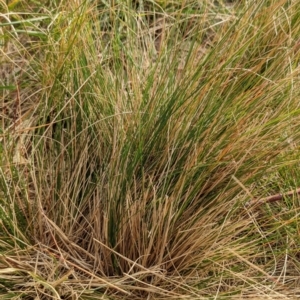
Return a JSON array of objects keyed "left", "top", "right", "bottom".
[{"left": 1, "top": 0, "right": 300, "bottom": 299}]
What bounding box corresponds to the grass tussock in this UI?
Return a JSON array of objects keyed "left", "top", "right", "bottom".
[{"left": 1, "top": 0, "right": 300, "bottom": 299}]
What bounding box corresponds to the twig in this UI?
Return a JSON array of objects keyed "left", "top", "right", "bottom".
[{"left": 247, "top": 188, "right": 300, "bottom": 207}]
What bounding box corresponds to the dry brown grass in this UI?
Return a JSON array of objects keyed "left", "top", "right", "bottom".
[{"left": 1, "top": 0, "right": 300, "bottom": 299}]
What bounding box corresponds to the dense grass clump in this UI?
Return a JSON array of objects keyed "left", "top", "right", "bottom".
[{"left": 1, "top": 0, "right": 300, "bottom": 299}]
